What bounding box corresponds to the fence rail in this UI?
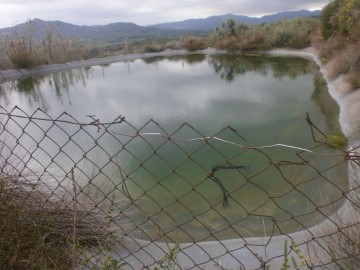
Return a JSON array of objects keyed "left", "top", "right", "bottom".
[{"left": 0, "top": 105, "right": 360, "bottom": 269}]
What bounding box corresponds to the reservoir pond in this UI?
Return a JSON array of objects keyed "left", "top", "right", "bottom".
[{"left": 0, "top": 54, "right": 347, "bottom": 242}]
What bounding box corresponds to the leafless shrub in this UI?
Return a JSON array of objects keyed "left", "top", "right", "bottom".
[
  {"left": 142, "top": 44, "right": 164, "bottom": 53},
  {"left": 3, "top": 19, "right": 41, "bottom": 69},
  {"left": 183, "top": 36, "right": 206, "bottom": 51},
  {"left": 43, "top": 23, "right": 70, "bottom": 64},
  {"left": 165, "top": 40, "right": 182, "bottom": 50},
  {"left": 216, "top": 36, "right": 238, "bottom": 51},
  {"left": 313, "top": 161, "right": 360, "bottom": 269}
]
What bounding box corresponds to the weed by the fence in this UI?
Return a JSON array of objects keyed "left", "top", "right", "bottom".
[
  {"left": 281, "top": 240, "right": 291, "bottom": 270},
  {"left": 281, "top": 239, "right": 312, "bottom": 270},
  {"left": 153, "top": 244, "right": 180, "bottom": 270},
  {"left": 327, "top": 133, "right": 348, "bottom": 149}
]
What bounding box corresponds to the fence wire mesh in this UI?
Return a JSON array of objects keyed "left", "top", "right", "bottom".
[{"left": 0, "top": 105, "right": 360, "bottom": 269}]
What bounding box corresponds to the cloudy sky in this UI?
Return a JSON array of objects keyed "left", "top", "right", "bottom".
[{"left": 0, "top": 0, "right": 330, "bottom": 28}]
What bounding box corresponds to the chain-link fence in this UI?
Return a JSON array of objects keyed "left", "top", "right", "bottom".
[{"left": 0, "top": 105, "right": 359, "bottom": 269}]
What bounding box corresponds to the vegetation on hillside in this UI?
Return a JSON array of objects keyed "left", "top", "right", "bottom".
[
  {"left": 206, "top": 0, "right": 360, "bottom": 90},
  {"left": 318, "top": 0, "right": 360, "bottom": 89},
  {"left": 0, "top": 20, "right": 75, "bottom": 69},
  {"left": 208, "top": 17, "right": 320, "bottom": 52},
  {"left": 0, "top": 19, "right": 185, "bottom": 69}
]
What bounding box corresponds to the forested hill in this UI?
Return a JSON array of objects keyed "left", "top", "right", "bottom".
[
  {"left": 149, "top": 10, "right": 321, "bottom": 30},
  {"left": 0, "top": 10, "right": 320, "bottom": 41},
  {"left": 0, "top": 19, "right": 189, "bottom": 42}
]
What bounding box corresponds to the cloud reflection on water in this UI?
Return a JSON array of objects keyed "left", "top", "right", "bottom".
[{"left": 0, "top": 54, "right": 323, "bottom": 137}]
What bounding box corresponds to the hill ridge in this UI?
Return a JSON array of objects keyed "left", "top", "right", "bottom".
[
  {"left": 0, "top": 10, "right": 321, "bottom": 41},
  {"left": 150, "top": 10, "right": 321, "bottom": 30}
]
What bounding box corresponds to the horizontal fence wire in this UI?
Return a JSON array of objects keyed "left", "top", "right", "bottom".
[{"left": 0, "top": 105, "right": 360, "bottom": 269}]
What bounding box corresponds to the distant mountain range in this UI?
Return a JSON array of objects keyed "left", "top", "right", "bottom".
[
  {"left": 0, "top": 19, "right": 185, "bottom": 42},
  {"left": 0, "top": 10, "right": 321, "bottom": 42},
  {"left": 150, "top": 10, "right": 321, "bottom": 30}
]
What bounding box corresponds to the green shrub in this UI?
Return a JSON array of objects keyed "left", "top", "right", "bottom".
[
  {"left": 289, "top": 33, "right": 312, "bottom": 49},
  {"left": 321, "top": 0, "right": 342, "bottom": 39},
  {"left": 321, "top": 0, "right": 360, "bottom": 40},
  {"left": 210, "top": 17, "right": 319, "bottom": 52},
  {"left": 273, "top": 31, "right": 294, "bottom": 47}
]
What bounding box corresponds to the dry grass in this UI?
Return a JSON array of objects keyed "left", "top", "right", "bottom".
[
  {"left": 0, "top": 175, "right": 73, "bottom": 269},
  {"left": 0, "top": 166, "right": 130, "bottom": 269},
  {"left": 317, "top": 208, "right": 360, "bottom": 269},
  {"left": 347, "top": 71, "right": 360, "bottom": 90},
  {"left": 326, "top": 223, "right": 360, "bottom": 269},
  {"left": 311, "top": 161, "right": 360, "bottom": 269},
  {"left": 319, "top": 37, "right": 360, "bottom": 90},
  {"left": 325, "top": 52, "right": 350, "bottom": 80},
  {"left": 6, "top": 41, "right": 40, "bottom": 69}
]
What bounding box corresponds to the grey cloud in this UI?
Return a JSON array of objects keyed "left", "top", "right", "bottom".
[{"left": 0, "top": 0, "right": 330, "bottom": 28}]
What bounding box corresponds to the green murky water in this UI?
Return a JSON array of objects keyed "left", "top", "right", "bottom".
[{"left": 0, "top": 54, "right": 347, "bottom": 242}]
